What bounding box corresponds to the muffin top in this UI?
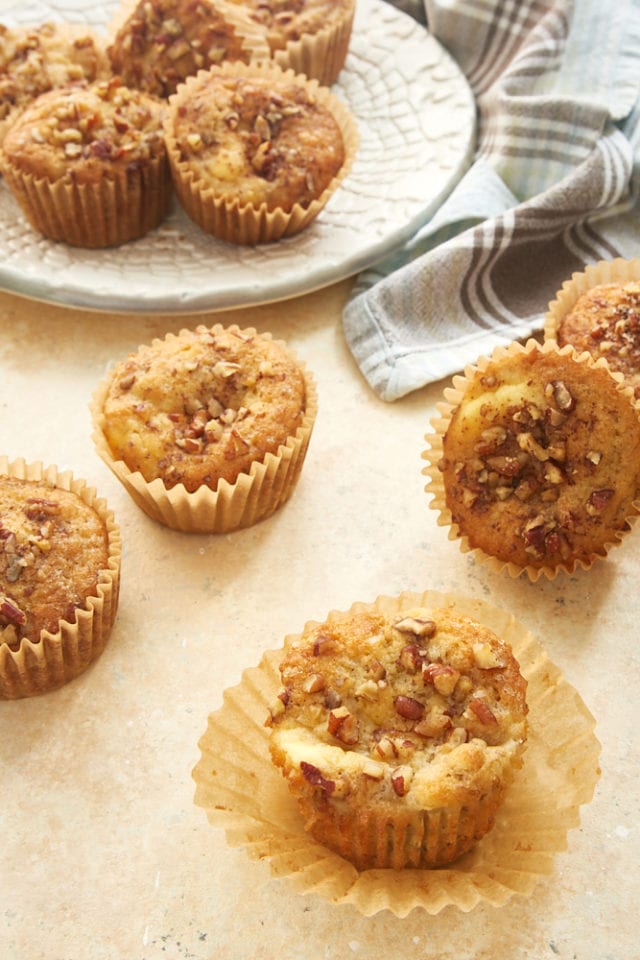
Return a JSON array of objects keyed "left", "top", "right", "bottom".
[
  {"left": 165, "top": 67, "right": 346, "bottom": 211},
  {"left": 0, "top": 476, "right": 109, "bottom": 646},
  {"left": 100, "top": 324, "right": 307, "bottom": 492},
  {"left": 0, "top": 21, "right": 106, "bottom": 141},
  {"left": 0, "top": 77, "right": 166, "bottom": 184},
  {"left": 227, "top": 0, "right": 354, "bottom": 52},
  {"left": 554, "top": 281, "right": 640, "bottom": 398},
  {"left": 438, "top": 344, "right": 640, "bottom": 571},
  {"left": 269, "top": 605, "right": 528, "bottom": 811},
  {"left": 107, "top": 0, "right": 267, "bottom": 99}
]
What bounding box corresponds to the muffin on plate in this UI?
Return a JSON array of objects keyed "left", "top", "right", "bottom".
[
  {"left": 0, "top": 457, "right": 121, "bottom": 700},
  {"left": 91, "top": 323, "right": 318, "bottom": 533},
  {"left": 267, "top": 595, "right": 528, "bottom": 870},
  {"left": 106, "top": 0, "right": 270, "bottom": 99},
  {"left": 0, "top": 76, "right": 171, "bottom": 248},
  {"left": 163, "top": 58, "right": 357, "bottom": 244},
  {"left": 423, "top": 339, "right": 640, "bottom": 580},
  {"left": 226, "top": 0, "right": 356, "bottom": 85},
  {"left": 0, "top": 21, "right": 107, "bottom": 145}
]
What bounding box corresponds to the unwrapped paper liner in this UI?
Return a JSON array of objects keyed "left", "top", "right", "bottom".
[
  {"left": 90, "top": 327, "right": 318, "bottom": 534},
  {"left": 421, "top": 339, "right": 640, "bottom": 582},
  {"left": 0, "top": 456, "right": 121, "bottom": 700},
  {"left": 192, "top": 589, "right": 600, "bottom": 917}
]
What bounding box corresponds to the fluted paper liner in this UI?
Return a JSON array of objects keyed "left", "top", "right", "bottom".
[
  {"left": 90, "top": 326, "right": 318, "bottom": 534},
  {"left": 1, "top": 148, "right": 171, "bottom": 249},
  {"left": 164, "top": 60, "right": 358, "bottom": 245},
  {"left": 544, "top": 256, "right": 640, "bottom": 396},
  {"left": 270, "top": 1, "right": 356, "bottom": 86},
  {"left": 192, "top": 589, "right": 600, "bottom": 917},
  {"left": 0, "top": 457, "right": 121, "bottom": 700},
  {"left": 422, "top": 338, "right": 640, "bottom": 582}
]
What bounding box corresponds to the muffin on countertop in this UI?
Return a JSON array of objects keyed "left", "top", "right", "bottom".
[
  {"left": 268, "top": 598, "right": 528, "bottom": 870},
  {"left": 91, "top": 323, "right": 318, "bottom": 532},
  {"left": 424, "top": 340, "right": 640, "bottom": 578},
  {"left": 0, "top": 459, "right": 121, "bottom": 699},
  {"left": 0, "top": 76, "right": 171, "bottom": 247},
  {"left": 547, "top": 281, "right": 640, "bottom": 399}
]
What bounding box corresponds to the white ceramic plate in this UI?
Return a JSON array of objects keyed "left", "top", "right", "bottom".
[{"left": 0, "top": 0, "right": 475, "bottom": 313}]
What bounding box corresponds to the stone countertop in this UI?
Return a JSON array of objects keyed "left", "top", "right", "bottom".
[{"left": 0, "top": 279, "right": 637, "bottom": 960}]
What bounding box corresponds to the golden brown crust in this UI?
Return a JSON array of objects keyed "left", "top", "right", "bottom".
[
  {"left": 0, "top": 22, "right": 107, "bottom": 143},
  {"left": 107, "top": 0, "right": 267, "bottom": 99},
  {"left": 555, "top": 282, "right": 640, "bottom": 399},
  {"left": 165, "top": 66, "right": 345, "bottom": 212},
  {"left": 101, "top": 323, "right": 307, "bottom": 492},
  {"left": 0, "top": 77, "right": 166, "bottom": 184},
  {"left": 439, "top": 344, "right": 640, "bottom": 572},
  {"left": 0, "top": 476, "right": 109, "bottom": 646},
  {"left": 269, "top": 603, "right": 527, "bottom": 869}
]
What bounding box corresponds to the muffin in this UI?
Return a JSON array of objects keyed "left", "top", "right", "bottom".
[
  {"left": 423, "top": 339, "right": 640, "bottom": 579},
  {"left": 226, "top": 0, "right": 356, "bottom": 85},
  {"left": 91, "top": 323, "right": 318, "bottom": 533},
  {"left": 106, "top": 0, "right": 270, "bottom": 99},
  {"left": 267, "top": 598, "right": 528, "bottom": 870},
  {"left": 0, "top": 21, "right": 107, "bottom": 145},
  {"left": 546, "top": 280, "right": 640, "bottom": 399},
  {"left": 0, "top": 457, "right": 121, "bottom": 700},
  {"left": 0, "top": 77, "right": 171, "bottom": 248},
  {"left": 163, "top": 58, "right": 357, "bottom": 244}
]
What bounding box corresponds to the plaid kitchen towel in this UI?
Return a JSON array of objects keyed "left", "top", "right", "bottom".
[{"left": 343, "top": 0, "right": 640, "bottom": 401}]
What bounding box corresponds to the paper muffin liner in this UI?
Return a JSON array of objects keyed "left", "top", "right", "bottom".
[
  {"left": 164, "top": 59, "right": 358, "bottom": 245},
  {"left": 0, "top": 456, "right": 122, "bottom": 700},
  {"left": 192, "top": 589, "right": 600, "bottom": 917},
  {"left": 90, "top": 326, "right": 318, "bottom": 534},
  {"left": 106, "top": 0, "right": 271, "bottom": 78},
  {"left": 270, "top": 1, "right": 356, "bottom": 87},
  {"left": 1, "top": 151, "right": 172, "bottom": 249},
  {"left": 422, "top": 338, "right": 640, "bottom": 582}
]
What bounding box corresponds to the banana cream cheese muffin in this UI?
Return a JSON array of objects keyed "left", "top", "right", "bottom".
[
  {"left": 432, "top": 341, "right": 640, "bottom": 576},
  {"left": 107, "top": 0, "right": 270, "bottom": 99},
  {"left": 0, "top": 463, "right": 121, "bottom": 699},
  {"left": 226, "top": 0, "right": 356, "bottom": 84},
  {"left": 549, "top": 281, "right": 640, "bottom": 399},
  {"left": 0, "top": 77, "right": 170, "bottom": 247},
  {"left": 0, "top": 21, "right": 106, "bottom": 145},
  {"left": 268, "top": 600, "right": 528, "bottom": 870},
  {"left": 99, "top": 323, "right": 309, "bottom": 493},
  {"left": 164, "top": 59, "right": 356, "bottom": 243}
]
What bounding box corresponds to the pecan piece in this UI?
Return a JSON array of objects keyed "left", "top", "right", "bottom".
[
  {"left": 468, "top": 698, "right": 498, "bottom": 725},
  {"left": 391, "top": 765, "right": 414, "bottom": 797},
  {"left": 586, "top": 489, "right": 614, "bottom": 515},
  {"left": 300, "top": 761, "right": 335, "bottom": 794},
  {"left": 328, "top": 706, "right": 359, "bottom": 744},
  {"left": 394, "top": 695, "right": 425, "bottom": 721},
  {"left": 422, "top": 663, "right": 460, "bottom": 695},
  {"left": 0, "top": 596, "right": 26, "bottom": 626},
  {"left": 393, "top": 617, "right": 437, "bottom": 639}
]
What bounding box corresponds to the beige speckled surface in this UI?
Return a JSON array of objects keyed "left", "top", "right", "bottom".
[{"left": 1, "top": 279, "right": 638, "bottom": 959}]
